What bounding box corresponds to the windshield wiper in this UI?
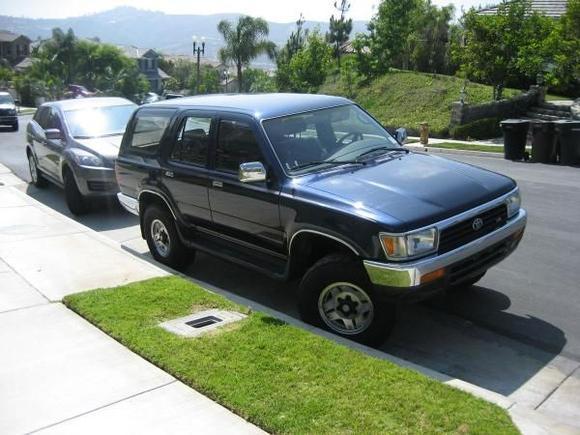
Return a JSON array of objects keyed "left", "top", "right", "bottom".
[
  {"left": 290, "top": 160, "right": 366, "bottom": 172},
  {"left": 356, "top": 146, "right": 409, "bottom": 161}
]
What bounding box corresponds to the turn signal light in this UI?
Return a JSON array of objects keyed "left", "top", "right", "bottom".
[{"left": 420, "top": 268, "right": 446, "bottom": 284}]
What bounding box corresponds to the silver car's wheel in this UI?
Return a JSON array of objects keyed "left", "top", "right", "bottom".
[
  {"left": 28, "top": 152, "right": 47, "bottom": 188},
  {"left": 151, "top": 219, "right": 171, "bottom": 258},
  {"left": 28, "top": 154, "right": 38, "bottom": 184},
  {"left": 317, "top": 282, "right": 374, "bottom": 335}
]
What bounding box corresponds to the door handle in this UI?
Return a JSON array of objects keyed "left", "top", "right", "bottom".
[{"left": 212, "top": 180, "right": 223, "bottom": 188}]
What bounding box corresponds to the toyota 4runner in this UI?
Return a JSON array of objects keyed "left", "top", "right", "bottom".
[{"left": 115, "top": 94, "right": 526, "bottom": 345}]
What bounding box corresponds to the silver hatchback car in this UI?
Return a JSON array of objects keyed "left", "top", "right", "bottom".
[{"left": 26, "top": 97, "right": 137, "bottom": 214}]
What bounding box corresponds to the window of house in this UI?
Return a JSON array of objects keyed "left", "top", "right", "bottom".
[
  {"left": 128, "top": 110, "right": 172, "bottom": 155},
  {"left": 170, "top": 116, "right": 212, "bottom": 167},
  {"left": 215, "top": 120, "right": 263, "bottom": 173}
]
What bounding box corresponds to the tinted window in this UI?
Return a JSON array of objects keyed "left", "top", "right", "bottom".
[
  {"left": 215, "top": 120, "right": 262, "bottom": 173},
  {"left": 34, "top": 107, "right": 49, "bottom": 129},
  {"left": 170, "top": 116, "right": 212, "bottom": 166},
  {"left": 46, "top": 108, "right": 63, "bottom": 131},
  {"left": 129, "top": 110, "right": 172, "bottom": 154}
]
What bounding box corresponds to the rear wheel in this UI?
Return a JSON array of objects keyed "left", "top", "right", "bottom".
[
  {"left": 64, "top": 169, "right": 88, "bottom": 215},
  {"left": 143, "top": 204, "right": 193, "bottom": 269},
  {"left": 298, "top": 254, "right": 396, "bottom": 346},
  {"left": 28, "top": 152, "right": 48, "bottom": 188}
]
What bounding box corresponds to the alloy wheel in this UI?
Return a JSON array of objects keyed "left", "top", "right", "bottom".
[
  {"left": 317, "top": 282, "right": 374, "bottom": 335},
  {"left": 150, "top": 219, "right": 171, "bottom": 258}
]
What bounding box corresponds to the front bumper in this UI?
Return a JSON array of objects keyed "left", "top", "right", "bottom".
[
  {"left": 0, "top": 115, "right": 17, "bottom": 125},
  {"left": 364, "top": 208, "right": 527, "bottom": 301},
  {"left": 74, "top": 166, "right": 119, "bottom": 197}
]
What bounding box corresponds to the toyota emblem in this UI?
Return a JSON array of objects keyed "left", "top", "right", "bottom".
[{"left": 472, "top": 218, "right": 484, "bottom": 231}]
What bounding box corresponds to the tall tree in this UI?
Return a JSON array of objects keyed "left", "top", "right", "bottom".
[
  {"left": 453, "top": 0, "right": 555, "bottom": 99},
  {"left": 327, "top": 0, "right": 353, "bottom": 67},
  {"left": 276, "top": 14, "right": 309, "bottom": 90},
  {"left": 217, "top": 16, "right": 276, "bottom": 92}
]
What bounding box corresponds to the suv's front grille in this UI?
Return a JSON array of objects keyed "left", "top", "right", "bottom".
[{"left": 438, "top": 204, "right": 508, "bottom": 254}]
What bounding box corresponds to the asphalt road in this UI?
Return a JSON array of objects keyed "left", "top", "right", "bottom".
[{"left": 2, "top": 118, "right": 579, "bottom": 398}]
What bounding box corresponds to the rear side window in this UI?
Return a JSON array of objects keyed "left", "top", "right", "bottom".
[
  {"left": 34, "top": 107, "right": 49, "bottom": 129},
  {"left": 170, "top": 116, "right": 212, "bottom": 166},
  {"left": 129, "top": 110, "right": 172, "bottom": 154},
  {"left": 215, "top": 120, "right": 263, "bottom": 173}
]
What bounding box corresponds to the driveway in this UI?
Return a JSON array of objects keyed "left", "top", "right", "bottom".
[{"left": 2, "top": 120, "right": 579, "bottom": 426}]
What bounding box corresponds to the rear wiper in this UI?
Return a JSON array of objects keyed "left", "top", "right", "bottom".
[
  {"left": 356, "top": 146, "right": 409, "bottom": 161},
  {"left": 290, "top": 160, "right": 366, "bottom": 172}
]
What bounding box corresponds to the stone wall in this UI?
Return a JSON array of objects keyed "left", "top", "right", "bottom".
[{"left": 450, "top": 86, "right": 543, "bottom": 127}]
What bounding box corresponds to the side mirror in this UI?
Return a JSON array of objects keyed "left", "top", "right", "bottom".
[
  {"left": 14, "top": 99, "right": 20, "bottom": 106},
  {"left": 239, "top": 161, "right": 266, "bottom": 183},
  {"left": 45, "top": 128, "right": 63, "bottom": 141},
  {"left": 395, "top": 128, "right": 408, "bottom": 144}
]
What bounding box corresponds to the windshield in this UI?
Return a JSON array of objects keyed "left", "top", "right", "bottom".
[
  {"left": 263, "top": 104, "right": 401, "bottom": 174},
  {"left": 64, "top": 104, "right": 136, "bottom": 138},
  {"left": 0, "top": 95, "right": 14, "bottom": 105}
]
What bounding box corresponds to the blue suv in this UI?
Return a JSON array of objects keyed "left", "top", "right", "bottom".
[{"left": 116, "top": 94, "right": 526, "bottom": 344}]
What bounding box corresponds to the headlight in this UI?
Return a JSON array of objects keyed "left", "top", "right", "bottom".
[
  {"left": 70, "top": 149, "right": 104, "bottom": 168},
  {"left": 380, "top": 227, "right": 438, "bottom": 260},
  {"left": 505, "top": 190, "right": 521, "bottom": 218}
]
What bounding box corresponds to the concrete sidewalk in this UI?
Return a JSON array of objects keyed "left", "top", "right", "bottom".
[{"left": 0, "top": 166, "right": 264, "bottom": 434}]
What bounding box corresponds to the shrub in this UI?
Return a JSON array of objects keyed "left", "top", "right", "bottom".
[{"left": 450, "top": 117, "right": 503, "bottom": 140}]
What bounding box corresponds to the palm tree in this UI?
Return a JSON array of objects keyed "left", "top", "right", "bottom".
[{"left": 217, "top": 16, "right": 276, "bottom": 92}]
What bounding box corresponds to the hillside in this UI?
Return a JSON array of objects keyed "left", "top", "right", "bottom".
[
  {"left": 0, "top": 6, "right": 368, "bottom": 64},
  {"left": 320, "top": 70, "right": 521, "bottom": 137}
]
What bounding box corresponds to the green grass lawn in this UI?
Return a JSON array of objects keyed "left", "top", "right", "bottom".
[
  {"left": 64, "top": 276, "right": 518, "bottom": 434},
  {"left": 320, "top": 70, "right": 521, "bottom": 137},
  {"left": 427, "top": 142, "right": 505, "bottom": 153}
]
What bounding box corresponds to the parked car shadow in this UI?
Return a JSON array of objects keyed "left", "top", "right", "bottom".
[
  {"left": 183, "top": 251, "right": 566, "bottom": 398},
  {"left": 23, "top": 183, "right": 139, "bottom": 236}
]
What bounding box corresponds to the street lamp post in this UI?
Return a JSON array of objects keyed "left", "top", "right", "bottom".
[{"left": 192, "top": 36, "right": 206, "bottom": 94}]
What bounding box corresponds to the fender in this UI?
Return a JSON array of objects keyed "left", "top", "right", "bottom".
[{"left": 288, "top": 229, "right": 360, "bottom": 256}]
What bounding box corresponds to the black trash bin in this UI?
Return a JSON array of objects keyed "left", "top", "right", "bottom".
[
  {"left": 555, "top": 120, "right": 580, "bottom": 166},
  {"left": 501, "top": 119, "right": 529, "bottom": 160},
  {"left": 531, "top": 120, "right": 556, "bottom": 163}
]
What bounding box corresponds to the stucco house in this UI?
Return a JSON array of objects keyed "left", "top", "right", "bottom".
[
  {"left": 118, "top": 45, "right": 170, "bottom": 93},
  {"left": 0, "top": 31, "right": 32, "bottom": 66}
]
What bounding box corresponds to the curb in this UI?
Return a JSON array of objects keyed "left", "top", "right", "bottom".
[{"left": 407, "top": 144, "right": 505, "bottom": 159}]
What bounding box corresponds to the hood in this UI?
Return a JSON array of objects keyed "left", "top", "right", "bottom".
[
  {"left": 300, "top": 152, "right": 515, "bottom": 231},
  {"left": 74, "top": 135, "right": 123, "bottom": 160}
]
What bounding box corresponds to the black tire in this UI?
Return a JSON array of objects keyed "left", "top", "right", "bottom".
[
  {"left": 27, "top": 151, "right": 48, "bottom": 188},
  {"left": 64, "top": 169, "right": 88, "bottom": 215},
  {"left": 298, "top": 253, "right": 396, "bottom": 346},
  {"left": 447, "top": 272, "right": 486, "bottom": 294},
  {"left": 12, "top": 122, "right": 19, "bottom": 132},
  {"left": 143, "top": 204, "right": 193, "bottom": 269}
]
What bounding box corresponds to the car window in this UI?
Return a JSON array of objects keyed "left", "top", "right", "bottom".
[
  {"left": 129, "top": 110, "right": 172, "bottom": 155},
  {"left": 215, "top": 120, "right": 262, "bottom": 173},
  {"left": 170, "top": 116, "right": 212, "bottom": 167},
  {"left": 46, "top": 108, "right": 63, "bottom": 131},
  {"left": 34, "top": 107, "right": 49, "bottom": 129}
]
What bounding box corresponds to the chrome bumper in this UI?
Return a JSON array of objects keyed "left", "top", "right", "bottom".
[
  {"left": 364, "top": 209, "right": 527, "bottom": 288},
  {"left": 117, "top": 192, "right": 139, "bottom": 216}
]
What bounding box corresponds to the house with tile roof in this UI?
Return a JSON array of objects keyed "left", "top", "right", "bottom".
[{"left": 478, "top": 0, "right": 569, "bottom": 18}]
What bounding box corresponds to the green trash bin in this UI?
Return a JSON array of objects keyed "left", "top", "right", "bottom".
[
  {"left": 531, "top": 120, "right": 556, "bottom": 163},
  {"left": 501, "top": 119, "right": 529, "bottom": 160},
  {"left": 555, "top": 120, "right": 580, "bottom": 166}
]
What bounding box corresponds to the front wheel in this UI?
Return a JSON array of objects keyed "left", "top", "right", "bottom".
[
  {"left": 143, "top": 204, "right": 193, "bottom": 269},
  {"left": 64, "top": 169, "right": 88, "bottom": 215},
  {"left": 298, "top": 254, "right": 396, "bottom": 346}
]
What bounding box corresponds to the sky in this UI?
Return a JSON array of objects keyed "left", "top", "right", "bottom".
[{"left": 1, "top": 0, "right": 492, "bottom": 22}]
